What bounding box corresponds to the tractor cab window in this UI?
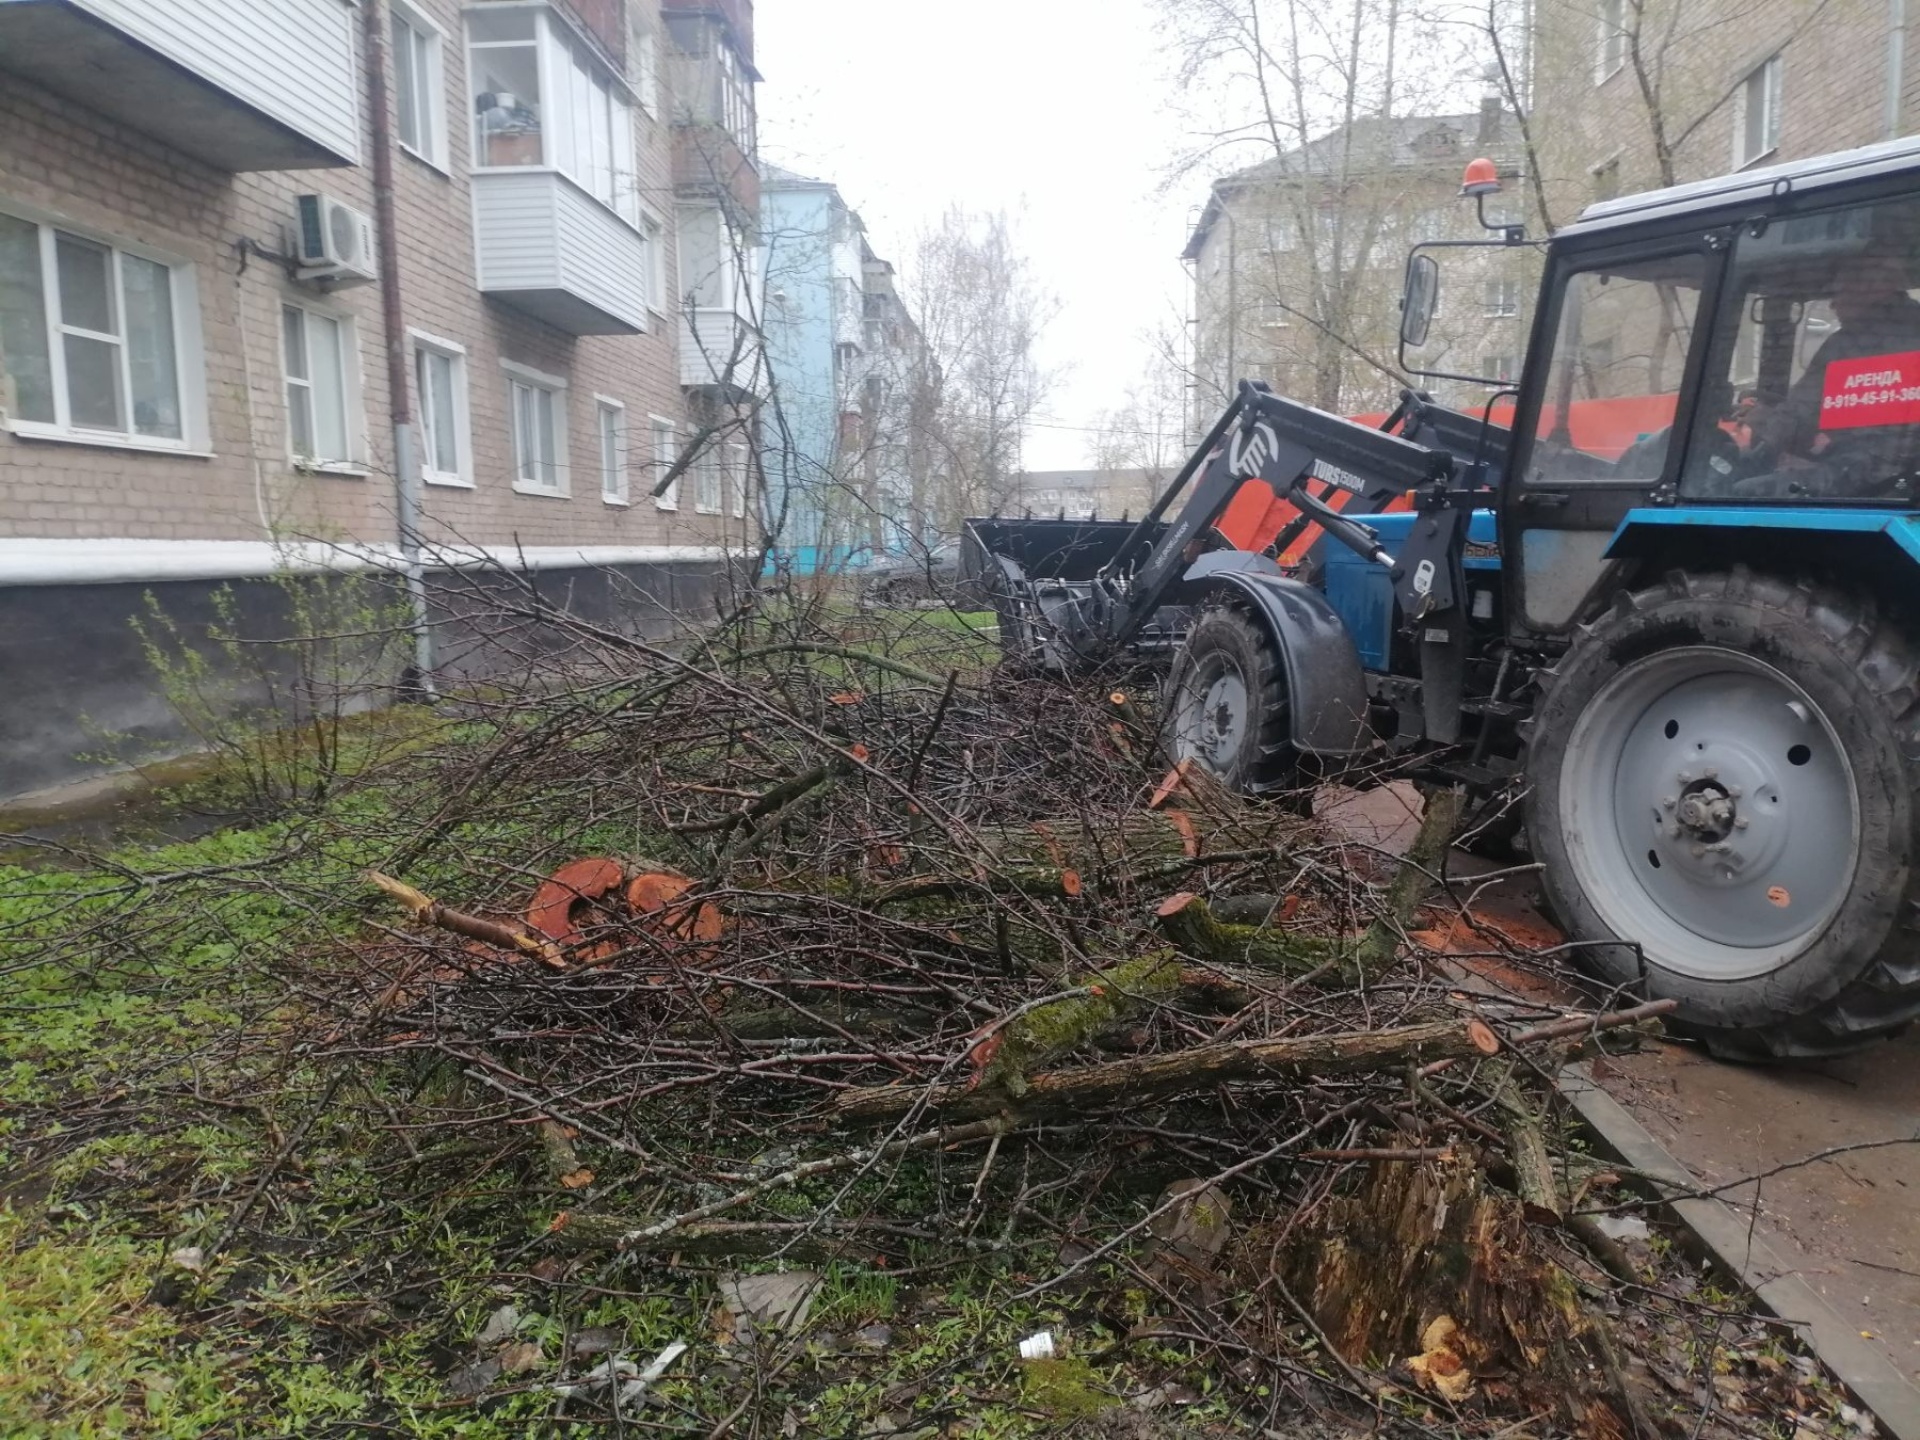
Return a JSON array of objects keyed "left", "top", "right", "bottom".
[
  {"left": 1680, "top": 195, "right": 1920, "bottom": 502},
  {"left": 1525, "top": 253, "right": 1705, "bottom": 486}
]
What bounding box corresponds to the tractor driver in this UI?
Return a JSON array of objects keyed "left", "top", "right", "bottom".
[{"left": 1737, "top": 254, "right": 1920, "bottom": 494}]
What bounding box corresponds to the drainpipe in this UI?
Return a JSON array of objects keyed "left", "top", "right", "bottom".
[
  {"left": 1888, "top": 0, "right": 1907, "bottom": 140},
  {"left": 364, "top": 0, "right": 435, "bottom": 700}
]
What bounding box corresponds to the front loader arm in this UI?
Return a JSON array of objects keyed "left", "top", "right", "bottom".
[{"left": 1093, "top": 381, "right": 1455, "bottom": 650}]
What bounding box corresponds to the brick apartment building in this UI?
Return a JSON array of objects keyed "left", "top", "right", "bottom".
[
  {"left": 1182, "top": 103, "right": 1528, "bottom": 429},
  {"left": 1526, "top": 0, "right": 1914, "bottom": 221},
  {"left": 0, "top": 0, "right": 766, "bottom": 799}
]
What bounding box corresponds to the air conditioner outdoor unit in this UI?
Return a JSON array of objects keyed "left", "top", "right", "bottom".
[{"left": 292, "top": 194, "right": 377, "bottom": 286}]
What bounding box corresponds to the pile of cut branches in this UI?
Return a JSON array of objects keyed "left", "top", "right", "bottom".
[{"left": 311, "top": 582, "right": 1695, "bottom": 1435}]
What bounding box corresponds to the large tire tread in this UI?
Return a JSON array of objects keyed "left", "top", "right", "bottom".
[
  {"left": 1166, "top": 601, "right": 1298, "bottom": 797},
  {"left": 1528, "top": 566, "right": 1920, "bottom": 1061}
]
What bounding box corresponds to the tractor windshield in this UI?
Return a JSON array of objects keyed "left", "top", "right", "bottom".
[
  {"left": 1523, "top": 253, "right": 1705, "bottom": 487},
  {"left": 1680, "top": 194, "right": 1920, "bottom": 502}
]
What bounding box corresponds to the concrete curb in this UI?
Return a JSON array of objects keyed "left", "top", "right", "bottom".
[{"left": 1559, "top": 1062, "right": 1920, "bottom": 1440}]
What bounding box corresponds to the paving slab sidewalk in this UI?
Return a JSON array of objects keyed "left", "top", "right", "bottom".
[{"left": 1319, "top": 783, "right": 1920, "bottom": 1432}]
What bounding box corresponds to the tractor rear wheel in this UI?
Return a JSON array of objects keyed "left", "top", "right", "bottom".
[
  {"left": 1164, "top": 602, "right": 1300, "bottom": 796},
  {"left": 1525, "top": 569, "right": 1920, "bottom": 1059}
]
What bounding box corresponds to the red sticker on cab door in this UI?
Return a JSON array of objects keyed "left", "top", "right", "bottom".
[{"left": 1819, "top": 350, "right": 1920, "bottom": 429}]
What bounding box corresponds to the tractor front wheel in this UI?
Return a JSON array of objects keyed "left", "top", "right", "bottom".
[
  {"left": 1526, "top": 570, "right": 1920, "bottom": 1059},
  {"left": 1164, "top": 602, "right": 1300, "bottom": 797}
]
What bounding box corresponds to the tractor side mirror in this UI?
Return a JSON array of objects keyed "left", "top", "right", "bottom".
[{"left": 1401, "top": 253, "right": 1439, "bottom": 348}]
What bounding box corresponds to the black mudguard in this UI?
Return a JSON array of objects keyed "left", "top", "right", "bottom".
[{"left": 1183, "top": 553, "right": 1371, "bottom": 759}]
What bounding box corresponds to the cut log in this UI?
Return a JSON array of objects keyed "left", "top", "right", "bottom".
[
  {"left": 833, "top": 1017, "right": 1498, "bottom": 1123},
  {"left": 1494, "top": 1068, "right": 1566, "bottom": 1225},
  {"left": 876, "top": 805, "right": 1310, "bottom": 896},
  {"left": 1355, "top": 785, "right": 1464, "bottom": 971},
  {"left": 967, "top": 950, "right": 1186, "bottom": 1094},
  {"left": 1154, "top": 891, "right": 1344, "bottom": 979}
]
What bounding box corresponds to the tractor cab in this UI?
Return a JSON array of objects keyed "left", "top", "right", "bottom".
[{"left": 1401, "top": 141, "right": 1920, "bottom": 642}]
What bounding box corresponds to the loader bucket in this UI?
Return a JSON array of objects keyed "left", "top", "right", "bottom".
[{"left": 960, "top": 517, "right": 1166, "bottom": 589}]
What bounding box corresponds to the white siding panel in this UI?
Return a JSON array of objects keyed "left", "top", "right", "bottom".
[
  {"left": 473, "top": 171, "right": 563, "bottom": 292},
  {"left": 474, "top": 171, "right": 648, "bottom": 333},
  {"left": 553, "top": 183, "right": 648, "bottom": 332},
  {"left": 78, "top": 0, "right": 358, "bottom": 162},
  {"left": 681, "top": 309, "right": 768, "bottom": 394}
]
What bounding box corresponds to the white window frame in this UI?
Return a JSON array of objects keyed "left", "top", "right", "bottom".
[
  {"left": 725, "top": 439, "right": 747, "bottom": 518},
  {"left": 636, "top": 28, "right": 660, "bottom": 118},
  {"left": 1735, "top": 53, "right": 1784, "bottom": 168},
  {"left": 596, "top": 394, "right": 628, "bottom": 505},
  {"left": 392, "top": 2, "right": 449, "bottom": 171},
  {"left": 1484, "top": 277, "right": 1520, "bottom": 318},
  {"left": 639, "top": 206, "right": 668, "bottom": 317},
  {"left": 693, "top": 440, "right": 723, "bottom": 515},
  {"left": 468, "top": 9, "right": 639, "bottom": 224},
  {"left": 1595, "top": 0, "right": 1626, "bottom": 83},
  {"left": 281, "top": 298, "right": 365, "bottom": 473},
  {"left": 502, "top": 358, "right": 569, "bottom": 497},
  {"left": 409, "top": 328, "right": 472, "bottom": 487},
  {"left": 649, "top": 414, "right": 679, "bottom": 510},
  {"left": 0, "top": 202, "right": 208, "bottom": 455}
]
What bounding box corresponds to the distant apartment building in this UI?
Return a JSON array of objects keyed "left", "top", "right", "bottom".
[
  {"left": 1183, "top": 102, "right": 1527, "bottom": 428},
  {"left": 1526, "top": 0, "right": 1911, "bottom": 222},
  {"left": 1013, "top": 468, "right": 1160, "bottom": 522},
  {"left": 0, "top": 0, "right": 765, "bottom": 799},
  {"left": 760, "top": 166, "right": 927, "bottom": 571}
]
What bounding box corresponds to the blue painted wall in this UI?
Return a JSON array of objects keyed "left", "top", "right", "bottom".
[{"left": 761, "top": 180, "right": 860, "bottom": 576}]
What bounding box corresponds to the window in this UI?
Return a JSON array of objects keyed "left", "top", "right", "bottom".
[
  {"left": 1736, "top": 54, "right": 1783, "bottom": 167},
  {"left": 636, "top": 29, "right": 659, "bottom": 117},
  {"left": 504, "top": 361, "right": 567, "bottom": 495},
  {"left": 0, "top": 208, "right": 199, "bottom": 449},
  {"left": 1595, "top": 0, "right": 1626, "bottom": 81},
  {"left": 1484, "top": 277, "right": 1521, "bottom": 318},
  {"left": 410, "top": 330, "right": 470, "bottom": 486},
  {"left": 716, "top": 32, "right": 756, "bottom": 157},
  {"left": 640, "top": 212, "right": 667, "bottom": 313},
  {"left": 650, "top": 415, "right": 679, "bottom": 509},
  {"left": 1681, "top": 195, "right": 1920, "bottom": 501},
  {"left": 597, "top": 397, "right": 627, "bottom": 503},
  {"left": 469, "top": 10, "right": 636, "bottom": 220},
  {"left": 726, "top": 440, "right": 747, "bottom": 517},
  {"left": 678, "top": 204, "right": 741, "bottom": 310},
  {"left": 694, "top": 441, "right": 723, "bottom": 513},
  {"left": 1524, "top": 251, "right": 1706, "bottom": 487},
  {"left": 1482, "top": 354, "right": 1518, "bottom": 383},
  {"left": 392, "top": 5, "right": 446, "bottom": 168},
  {"left": 283, "top": 302, "right": 359, "bottom": 466}
]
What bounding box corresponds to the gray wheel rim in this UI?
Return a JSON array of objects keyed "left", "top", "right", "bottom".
[
  {"left": 1173, "top": 651, "right": 1251, "bottom": 776},
  {"left": 1559, "top": 646, "right": 1859, "bottom": 981}
]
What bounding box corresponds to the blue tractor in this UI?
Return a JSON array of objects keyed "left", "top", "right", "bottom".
[{"left": 965, "top": 136, "right": 1920, "bottom": 1061}]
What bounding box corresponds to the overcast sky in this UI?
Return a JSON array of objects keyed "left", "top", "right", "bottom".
[{"left": 754, "top": 0, "right": 1196, "bottom": 471}]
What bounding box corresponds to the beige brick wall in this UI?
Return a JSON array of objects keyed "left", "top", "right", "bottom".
[
  {"left": 1528, "top": 0, "right": 1900, "bottom": 222},
  {"left": 0, "top": 0, "right": 750, "bottom": 555}
]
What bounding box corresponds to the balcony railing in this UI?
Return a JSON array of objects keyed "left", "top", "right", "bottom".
[
  {"left": 473, "top": 169, "right": 650, "bottom": 336},
  {"left": 681, "top": 307, "right": 768, "bottom": 396},
  {"left": 0, "top": 0, "right": 357, "bottom": 170}
]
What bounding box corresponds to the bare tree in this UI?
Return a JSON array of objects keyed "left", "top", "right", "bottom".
[
  {"left": 1163, "top": 0, "right": 1500, "bottom": 415},
  {"left": 1087, "top": 345, "right": 1191, "bottom": 484},
  {"left": 898, "top": 209, "right": 1058, "bottom": 534}
]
